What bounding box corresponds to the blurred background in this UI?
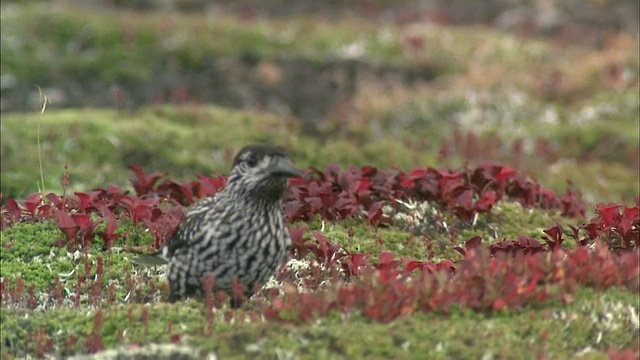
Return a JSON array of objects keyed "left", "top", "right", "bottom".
[{"left": 1, "top": 0, "right": 638, "bottom": 207}]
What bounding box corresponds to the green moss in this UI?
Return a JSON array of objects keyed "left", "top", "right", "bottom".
[
  {"left": 2, "top": 3, "right": 637, "bottom": 207},
  {"left": 471, "top": 201, "right": 576, "bottom": 241},
  {"left": 1, "top": 2, "right": 637, "bottom": 358},
  {"left": 0, "top": 106, "right": 295, "bottom": 198},
  {"left": 1, "top": 205, "right": 637, "bottom": 358},
  {"left": 3, "top": 104, "right": 480, "bottom": 199},
  {"left": 1, "top": 287, "right": 636, "bottom": 358},
  {"left": 294, "top": 201, "right": 578, "bottom": 263},
  {"left": 2, "top": 1, "right": 597, "bottom": 93},
  {"left": 354, "top": 84, "right": 638, "bottom": 208},
  {"left": 0, "top": 220, "right": 153, "bottom": 294},
  {"left": 319, "top": 222, "right": 418, "bottom": 258},
  {"left": 1, "top": 4, "right": 412, "bottom": 86}
]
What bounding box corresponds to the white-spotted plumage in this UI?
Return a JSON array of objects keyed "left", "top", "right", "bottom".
[{"left": 161, "top": 144, "right": 301, "bottom": 306}]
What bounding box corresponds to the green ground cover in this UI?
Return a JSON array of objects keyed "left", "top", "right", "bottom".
[{"left": 1, "top": 1, "right": 638, "bottom": 358}]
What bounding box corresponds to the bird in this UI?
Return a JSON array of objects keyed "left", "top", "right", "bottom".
[{"left": 135, "top": 144, "right": 301, "bottom": 307}]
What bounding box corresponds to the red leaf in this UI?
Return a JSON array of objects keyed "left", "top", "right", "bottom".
[
  {"left": 313, "top": 231, "right": 329, "bottom": 249},
  {"left": 306, "top": 197, "right": 323, "bottom": 212},
  {"left": 351, "top": 252, "right": 367, "bottom": 268},
  {"left": 55, "top": 210, "right": 76, "bottom": 228},
  {"left": 355, "top": 178, "right": 371, "bottom": 193},
  {"left": 453, "top": 246, "right": 466, "bottom": 256},
  {"left": 45, "top": 193, "right": 63, "bottom": 209},
  {"left": 455, "top": 236, "right": 482, "bottom": 256},
  {"left": 568, "top": 225, "right": 589, "bottom": 246},
  {"left": 288, "top": 225, "right": 309, "bottom": 256},
  {"left": 492, "top": 298, "right": 506, "bottom": 310},
  {"left": 475, "top": 191, "right": 496, "bottom": 211},
  {"left": 367, "top": 201, "right": 384, "bottom": 226},
  {"left": 456, "top": 190, "right": 473, "bottom": 210},
  {"left": 24, "top": 193, "right": 42, "bottom": 215},
  {"left": 288, "top": 225, "right": 308, "bottom": 243},
  {"left": 618, "top": 217, "right": 632, "bottom": 237},
  {"left": 127, "top": 165, "right": 166, "bottom": 196},
  {"left": 107, "top": 185, "right": 123, "bottom": 195},
  {"left": 379, "top": 251, "right": 395, "bottom": 264},
  {"left": 332, "top": 196, "right": 357, "bottom": 218},
  {"left": 376, "top": 251, "right": 398, "bottom": 270},
  {"left": 496, "top": 166, "right": 516, "bottom": 184},
  {"left": 195, "top": 174, "right": 225, "bottom": 198},
  {"left": 361, "top": 166, "right": 378, "bottom": 177},
  {"left": 542, "top": 225, "right": 564, "bottom": 250},
  {"left": 400, "top": 168, "right": 427, "bottom": 188},
  {"left": 105, "top": 216, "right": 119, "bottom": 238},
  {"left": 400, "top": 176, "right": 415, "bottom": 189},
  {"left": 571, "top": 246, "right": 589, "bottom": 263},
  {"left": 72, "top": 214, "right": 91, "bottom": 229},
  {"left": 465, "top": 236, "right": 482, "bottom": 250},
  {"left": 231, "top": 278, "right": 246, "bottom": 300},
  {"left": 403, "top": 260, "right": 435, "bottom": 273},
  {"left": 595, "top": 203, "right": 620, "bottom": 227},
  {"left": 623, "top": 206, "right": 639, "bottom": 221},
  {"left": 523, "top": 278, "right": 538, "bottom": 295},
  {"left": 543, "top": 225, "right": 562, "bottom": 241},
  {"left": 409, "top": 168, "right": 427, "bottom": 178},
  {"left": 342, "top": 252, "right": 368, "bottom": 276},
  {"left": 436, "top": 259, "right": 454, "bottom": 272},
  {"left": 376, "top": 267, "right": 399, "bottom": 282},
  {"left": 584, "top": 222, "right": 599, "bottom": 239},
  {"left": 74, "top": 192, "right": 91, "bottom": 211},
  {"left": 55, "top": 210, "right": 79, "bottom": 242},
  {"left": 37, "top": 204, "right": 53, "bottom": 218},
  {"left": 5, "top": 198, "right": 21, "bottom": 221},
  {"left": 288, "top": 176, "right": 304, "bottom": 187},
  {"left": 311, "top": 231, "right": 343, "bottom": 265}
]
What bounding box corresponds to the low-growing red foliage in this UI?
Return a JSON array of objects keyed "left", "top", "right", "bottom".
[
  {"left": 263, "top": 241, "right": 638, "bottom": 323},
  {"left": 2, "top": 162, "right": 589, "bottom": 247},
  {"left": 1, "top": 162, "right": 638, "bottom": 356}
]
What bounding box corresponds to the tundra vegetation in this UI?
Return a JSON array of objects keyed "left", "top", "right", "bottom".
[{"left": 1, "top": 1, "right": 638, "bottom": 358}]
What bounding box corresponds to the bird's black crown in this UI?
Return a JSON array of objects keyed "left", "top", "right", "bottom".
[{"left": 232, "top": 144, "right": 289, "bottom": 169}]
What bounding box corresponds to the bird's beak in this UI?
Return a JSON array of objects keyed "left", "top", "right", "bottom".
[{"left": 269, "top": 157, "right": 302, "bottom": 178}]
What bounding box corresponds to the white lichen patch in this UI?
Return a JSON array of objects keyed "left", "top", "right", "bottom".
[{"left": 67, "top": 343, "right": 218, "bottom": 360}]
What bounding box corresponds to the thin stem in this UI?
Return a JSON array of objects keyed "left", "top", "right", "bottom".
[{"left": 35, "top": 85, "right": 49, "bottom": 196}]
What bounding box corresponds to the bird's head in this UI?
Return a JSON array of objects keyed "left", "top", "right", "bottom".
[{"left": 227, "top": 144, "right": 301, "bottom": 203}]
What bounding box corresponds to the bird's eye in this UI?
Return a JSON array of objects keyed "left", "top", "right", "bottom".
[{"left": 246, "top": 155, "right": 258, "bottom": 167}]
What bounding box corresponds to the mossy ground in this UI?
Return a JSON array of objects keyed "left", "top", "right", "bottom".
[
  {"left": 2, "top": 3, "right": 638, "bottom": 207},
  {"left": 2, "top": 99, "right": 637, "bottom": 208},
  {"left": 1, "top": 201, "right": 571, "bottom": 294},
  {"left": 1, "top": 205, "right": 637, "bottom": 358},
  {"left": 1, "top": 288, "right": 637, "bottom": 359},
  {"left": 1, "top": 1, "right": 638, "bottom": 358}
]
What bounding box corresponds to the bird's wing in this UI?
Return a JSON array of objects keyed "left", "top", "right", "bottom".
[
  {"left": 165, "top": 218, "right": 195, "bottom": 256},
  {"left": 166, "top": 196, "right": 217, "bottom": 255},
  {"left": 165, "top": 195, "right": 240, "bottom": 257}
]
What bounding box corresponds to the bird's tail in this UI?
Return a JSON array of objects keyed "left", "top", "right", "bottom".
[{"left": 132, "top": 251, "right": 169, "bottom": 266}]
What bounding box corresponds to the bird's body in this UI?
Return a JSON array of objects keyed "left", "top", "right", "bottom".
[{"left": 143, "top": 144, "right": 301, "bottom": 305}]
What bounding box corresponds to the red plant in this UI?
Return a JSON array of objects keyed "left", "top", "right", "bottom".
[
  {"left": 2, "top": 161, "right": 638, "bottom": 349},
  {"left": 54, "top": 210, "right": 104, "bottom": 250},
  {"left": 128, "top": 165, "right": 166, "bottom": 196},
  {"left": 308, "top": 231, "right": 345, "bottom": 267},
  {"left": 586, "top": 204, "right": 639, "bottom": 250},
  {"left": 83, "top": 310, "right": 104, "bottom": 353}
]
